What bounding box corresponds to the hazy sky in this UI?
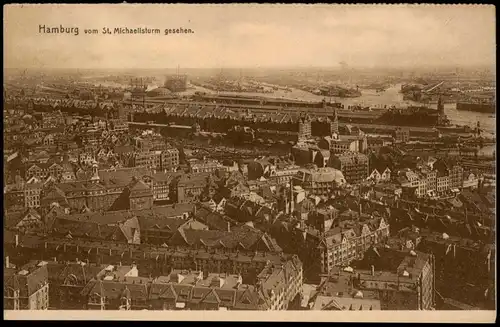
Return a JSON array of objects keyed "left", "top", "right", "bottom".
[{"left": 4, "top": 4, "right": 496, "bottom": 69}]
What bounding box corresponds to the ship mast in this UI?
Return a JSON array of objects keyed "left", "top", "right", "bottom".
[
  {"left": 142, "top": 78, "right": 145, "bottom": 110},
  {"left": 239, "top": 68, "right": 242, "bottom": 90}
]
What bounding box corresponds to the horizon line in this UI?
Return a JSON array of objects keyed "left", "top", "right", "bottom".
[{"left": 4, "top": 64, "right": 495, "bottom": 71}]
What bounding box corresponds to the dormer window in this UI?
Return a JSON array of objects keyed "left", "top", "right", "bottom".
[
  {"left": 90, "top": 293, "right": 103, "bottom": 304},
  {"left": 121, "top": 297, "right": 129, "bottom": 306}
]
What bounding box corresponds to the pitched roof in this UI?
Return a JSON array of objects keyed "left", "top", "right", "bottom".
[
  {"left": 50, "top": 262, "right": 106, "bottom": 285},
  {"left": 4, "top": 208, "right": 42, "bottom": 229},
  {"left": 128, "top": 179, "right": 152, "bottom": 193},
  {"left": 167, "top": 224, "right": 281, "bottom": 252},
  {"left": 54, "top": 204, "right": 196, "bottom": 226},
  {"left": 5, "top": 262, "right": 49, "bottom": 298},
  {"left": 98, "top": 167, "right": 152, "bottom": 186},
  {"left": 51, "top": 217, "right": 128, "bottom": 241},
  {"left": 84, "top": 279, "right": 149, "bottom": 301},
  {"left": 193, "top": 205, "right": 236, "bottom": 231}
]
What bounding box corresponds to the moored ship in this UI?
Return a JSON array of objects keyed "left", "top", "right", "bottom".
[
  {"left": 318, "top": 85, "right": 362, "bottom": 98},
  {"left": 376, "top": 105, "right": 447, "bottom": 127},
  {"left": 456, "top": 100, "right": 495, "bottom": 114}
]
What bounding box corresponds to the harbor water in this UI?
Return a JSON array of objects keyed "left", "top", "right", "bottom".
[{"left": 180, "top": 83, "right": 496, "bottom": 135}]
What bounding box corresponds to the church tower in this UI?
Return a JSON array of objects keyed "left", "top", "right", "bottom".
[
  {"left": 329, "top": 109, "right": 339, "bottom": 137},
  {"left": 298, "top": 113, "right": 312, "bottom": 142},
  {"left": 437, "top": 96, "right": 444, "bottom": 115}
]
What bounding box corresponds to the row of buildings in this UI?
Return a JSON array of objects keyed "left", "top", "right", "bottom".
[
  {"left": 306, "top": 248, "right": 435, "bottom": 311},
  {"left": 4, "top": 257, "right": 302, "bottom": 311},
  {"left": 397, "top": 157, "right": 477, "bottom": 198}
]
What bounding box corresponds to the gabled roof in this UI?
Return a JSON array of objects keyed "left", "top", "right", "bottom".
[
  {"left": 4, "top": 208, "right": 42, "bottom": 229},
  {"left": 200, "top": 288, "right": 221, "bottom": 304},
  {"left": 53, "top": 262, "right": 106, "bottom": 286},
  {"left": 98, "top": 167, "right": 152, "bottom": 186},
  {"left": 139, "top": 217, "right": 187, "bottom": 231},
  {"left": 128, "top": 179, "right": 152, "bottom": 194},
  {"left": 193, "top": 205, "right": 236, "bottom": 231},
  {"left": 83, "top": 279, "right": 149, "bottom": 301},
  {"left": 150, "top": 283, "right": 177, "bottom": 301}
]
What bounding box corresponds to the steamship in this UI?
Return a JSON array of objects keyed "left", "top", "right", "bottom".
[{"left": 456, "top": 99, "right": 495, "bottom": 114}]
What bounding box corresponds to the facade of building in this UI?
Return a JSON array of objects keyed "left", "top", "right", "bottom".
[
  {"left": 292, "top": 143, "right": 330, "bottom": 168},
  {"left": 319, "top": 137, "right": 356, "bottom": 154},
  {"left": 24, "top": 179, "right": 43, "bottom": 208},
  {"left": 329, "top": 111, "right": 339, "bottom": 136},
  {"left": 309, "top": 274, "right": 381, "bottom": 310},
  {"left": 189, "top": 158, "right": 223, "bottom": 174},
  {"left": 41, "top": 170, "right": 153, "bottom": 213},
  {"left": 462, "top": 172, "right": 479, "bottom": 189},
  {"left": 269, "top": 164, "right": 301, "bottom": 185},
  {"left": 393, "top": 128, "right": 410, "bottom": 143},
  {"left": 134, "top": 147, "right": 179, "bottom": 172},
  {"left": 4, "top": 260, "right": 50, "bottom": 310},
  {"left": 41, "top": 111, "right": 65, "bottom": 129},
  {"left": 398, "top": 159, "right": 465, "bottom": 198},
  {"left": 150, "top": 172, "right": 181, "bottom": 202},
  {"left": 164, "top": 75, "right": 188, "bottom": 93},
  {"left": 329, "top": 152, "right": 369, "bottom": 185},
  {"left": 297, "top": 114, "right": 312, "bottom": 142},
  {"left": 367, "top": 168, "right": 392, "bottom": 183},
  {"left": 320, "top": 216, "right": 390, "bottom": 273},
  {"left": 108, "top": 119, "right": 129, "bottom": 133},
  {"left": 5, "top": 208, "right": 44, "bottom": 233},
  {"left": 134, "top": 151, "right": 154, "bottom": 169},
  {"left": 127, "top": 179, "right": 154, "bottom": 210},
  {"left": 161, "top": 148, "right": 180, "bottom": 172},
  {"left": 367, "top": 136, "right": 389, "bottom": 152},
  {"left": 46, "top": 261, "right": 109, "bottom": 309},
  {"left": 77, "top": 256, "right": 302, "bottom": 311},
  {"left": 176, "top": 173, "right": 211, "bottom": 203},
  {"left": 434, "top": 158, "right": 464, "bottom": 190},
  {"left": 352, "top": 249, "right": 436, "bottom": 310},
  {"left": 269, "top": 206, "right": 390, "bottom": 279},
  {"left": 293, "top": 167, "right": 346, "bottom": 196}
]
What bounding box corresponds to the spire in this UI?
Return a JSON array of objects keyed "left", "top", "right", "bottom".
[{"left": 437, "top": 95, "right": 444, "bottom": 114}]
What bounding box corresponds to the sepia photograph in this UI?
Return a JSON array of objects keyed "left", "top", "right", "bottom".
[{"left": 3, "top": 3, "right": 496, "bottom": 322}]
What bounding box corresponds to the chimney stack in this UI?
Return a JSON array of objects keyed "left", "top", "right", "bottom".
[
  {"left": 358, "top": 203, "right": 362, "bottom": 218},
  {"left": 371, "top": 265, "right": 375, "bottom": 276},
  {"left": 5, "top": 256, "right": 9, "bottom": 269},
  {"left": 236, "top": 274, "right": 243, "bottom": 288},
  {"left": 15, "top": 234, "right": 19, "bottom": 247},
  {"left": 284, "top": 192, "right": 289, "bottom": 215},
  {"left": 227, "top": 222, "right": 231, "bottom": 232}
]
